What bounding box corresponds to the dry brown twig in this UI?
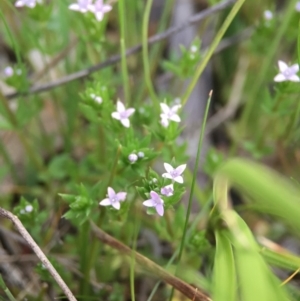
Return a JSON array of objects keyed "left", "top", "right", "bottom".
[
  {"left": 91, "top": 222, "right": 212, "bottom": 301},
  {"left": 0, "top": 207, "right": 77, "bottom": 301}
]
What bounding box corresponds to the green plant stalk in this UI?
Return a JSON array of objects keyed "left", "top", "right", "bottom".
[
  {"left": 136, "top": 0, "right": 174, "bottom": 104},
  {"left": 181, "top": 0, "right": 245, "bottom": 106},
  {"left": 130, "top": 215, "right": 140, "bottom": 301},
  {"left": 168, "top": 92, "right": 212, "bottom": 301},
  {"left": 241, "top": 0, "right": 298, "bottom": 132},
  {"left": 0, "top": 274, "right": 17, "bottom": 301},
  {"left": 282, "top": 96, "right": 300, "bottom": 144},
  {"left": 82, "top": 146, "right": 122, "bottom": 295},
  {"left": 118, "top": 0, "right": 131, "bottom": 103},
  {"left": 142, "top": 0, "right": 159, "bottom": 110}
]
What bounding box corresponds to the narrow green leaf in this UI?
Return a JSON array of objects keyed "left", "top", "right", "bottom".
[{"left": 213, "top": 230, "right": 237, "bottom": 301}]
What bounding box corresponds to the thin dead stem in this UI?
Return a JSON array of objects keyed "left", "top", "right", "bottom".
[{"left": 0, "top": 207, "right": 77, "bottom": 301}]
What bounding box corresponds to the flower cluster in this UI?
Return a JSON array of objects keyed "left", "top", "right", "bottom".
[
  {"left": 128, "top": 152, "right": 144, "bottom": 163},
  {"left": 142, "top": 163, "right": 186, "bottom": 217},
  {"left": 99, "top": 163, "right": 186, "bottom": 217},
  {"left": 69, "top": 0, "right": 112, "bottom": 21}
]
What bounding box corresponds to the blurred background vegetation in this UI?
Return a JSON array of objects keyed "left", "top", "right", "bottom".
[{"left": 0, "top": 0, "right": 300, "bottom": 300}]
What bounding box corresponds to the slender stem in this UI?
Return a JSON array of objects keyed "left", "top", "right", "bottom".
[
  {"left": 142, "top": 0, "right": 159, "bottom": 110},
  {"left": 118, "top": 0, "right": 131, "bottom": 103},
  {"left": 0, "top": 274, "right": 17, "bottom": 301},
  {"left": 169, "top": 91, "right": 212, "bottom": 301},
  {"left": 0, "top": 208, "right": 77, "bottom": 301},
  {"left": 181, "top": 0, "right": 245, "bottom": 107}
]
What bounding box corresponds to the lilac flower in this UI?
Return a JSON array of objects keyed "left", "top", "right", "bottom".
[
  {"left": 89, "top": 0, "right": 112, "bottom": 21},
  {"left": 143, "top": 191, "right": 164, "bottom": 216},
  {"left": 69, "top": 0, "right": 92, "bottom": 13},
  {"left": 128, "top": 153, "right": 138, "bottom": 163},
  {"left": 162, "top": 163, "right": 186, "bottom": 184},
  {"left": 90, "top": 93, "right": 102, "bottom": 104},
  {"left": 3, "top": 67, "right": 14, "bottom": 78},
  {"left": 99, "top": 187, "right": 127, "bottom": 210},
  {"left": 274, "top": 61, "right": 300, "bottom": 82},
  {"left": 161, "top": 184, "right": 174, "bottom": 197},
  {"left": 15, "top": 0, "right": 41, "bottom": 7},
  {"left": 263, "top": 10, "right": 273, "bottom": 21},
  {"left": 111, "top": 100, "right": 135, "bottom": 128},
  {"left": 160, "top": 103, "right": 181, "bottom": 127},
  {"left": 296, "top": 1, "right": 300, "bottom": 12}
]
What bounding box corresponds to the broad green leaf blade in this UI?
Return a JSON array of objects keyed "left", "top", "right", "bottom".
[
  {"left": 216, "top": 158, "right": 300, "bottom": 232},
  {"left": 224, "top": 211, "right": 290, "bottom": 301},
  {"left": 213, "top": 230, "right": 237, "bottom": 301}
]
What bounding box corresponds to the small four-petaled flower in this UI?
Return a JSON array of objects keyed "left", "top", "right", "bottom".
[
  {"left": 161, "top": 184, "right": 174, "bottom": 197},
  {"left": 160, "top": 103, "right": 181, "bottom": 128},
  {"left": 274, "top": 61, "right": 300, "bottom": 82},
  {"left": 162, "top": 163, "right": 186, "bottom": 183},
  {"left": 99, "top": 187, "right": 127, "bottom": 210},
  {"left": 89, "top": 0, "right": 112, "bottom": 21},
  {"left": 111, "top": 100, "right": 135, "bottom": 128},
  {"left": 143, "top": 191, "right": 164, "bottom": 216},
  {"left": 15, "top": 0, "right": 41, "bottom": 8}
]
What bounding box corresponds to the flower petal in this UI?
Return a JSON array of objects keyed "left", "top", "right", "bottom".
[
  {"left": 278, "top": 60, "right": 288, "bottom": 72},
  {"left": 150, "top": 191, "right": 160, "bottom": 201},
  {"left": 160, "top": 103, "right": 170, "bottom": 114},
  {"left": 112, "top": 112, "right": 121, "bottom": 120},
  {"left": 156, "top": 204, "right": 164, "bottom": 216},
  {"left": 116, "top": 192, "right": 127, "bottom": 201},
  {"left": 162, "top": 173, "right": 173, "bottom": 180},
  {"left": 290, "top": 64, "right": 299, "bottom": 73},
  {"left": 120, "top": 118, "right": 130, "bottom": 127},
  {"left": 274, "top": 74, "right": 286, "bottom": 82},
  {"left": 111, "top": 201, "right": 121, "bottom": 210},
  {"left": 164, "top": 163, "right": 174, "bottom": 173},
  {"left": 174, "top": 176, "right": 184, "bottom": 183},
  {"left": 169, "top": 114, "right": 181, "bottom": 122},
  {"left": 95, "top": 12, "right": 104, "bottom": 21},
  {"left": 99, "top": 198, "right": 111, "bottom": 206},
  {"left": 170, "top": 105, "right": 181, "bottom": 113},
  {"left": 69, "top": 4, "right": 80, "bottom": 10},
  {"left": 117, "top": 100, "right": 126, "bottom": 112},
  {"left": 107, "top": 187, "right": 115, "bottom": 198},
  {"left": 143, "top": 199, "right": 155, "bottom": 207},
  {"left": 124, "top": 108, "right": 135, "bottom": 117},
  {"left": 288, "top": 75, "right": 300, "bottom": 82},
  {"left": 175, "top": 164, "right": 186, "bottom": 175}
]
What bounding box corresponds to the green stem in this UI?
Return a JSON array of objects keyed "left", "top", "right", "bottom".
[
  {"left": 118, "top": 0, "right": 131, "bottom": 103},
  {"left": 181, "top": 0, "right": 245, "bottom": 107},
  {"left": 168, "top": 92, "right": 212, "bottom": 301},
  {"left": 0, "top": 274, "right": 17, "bottom": 301},
  {"left": 82, "top": 146, "right": 122, "bottom": 295},
  {"left": 142, "top": 0, "right": 159, "bottom": 110}
]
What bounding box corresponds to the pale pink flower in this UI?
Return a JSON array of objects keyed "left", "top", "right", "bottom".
[
  {"left": 143, "top": 191, "right": 164, "bottom": 216},
  {"left": 296, "top": 1, "right": 300, "bottom": 12},
  {"left": 111, "top": 100, "right": 135, "bottom": 128},
  {"left": 162, "top": 163, "right": 186, "bottom": 184},
  {"left": 4, "top": 66, "right": 14, "bottom": 77},
  {"left": 99, "top": 187, "right": 127, "bottom": 210},
  {"left": 89, "top": 0, "right": 112, "bottom": 21},
  {"left": 274, "top": 61, "right": 300, "bottom": 82},
  {"left": 161, "top": 184, "right": 174, "bottom": 197},
  {"left": 160, "top": 103, "right": 181, "bottom": 127}
]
